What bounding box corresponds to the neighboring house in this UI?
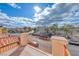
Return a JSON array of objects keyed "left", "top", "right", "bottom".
[{"left": 0, "top": 26, "right": 8, "bottom": 33}]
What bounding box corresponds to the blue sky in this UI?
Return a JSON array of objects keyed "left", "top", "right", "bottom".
[
  {"left": 0, "top": 3, "right": 79, "bottom": 28},
  {"left": 0, "top": 3, "right": 54, "bottom": 28},
  {"left": 0, "top": 3, "right": 53, "bottom": 18}
]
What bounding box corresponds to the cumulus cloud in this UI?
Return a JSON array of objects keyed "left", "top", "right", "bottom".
[
  {"left": 1, "top": 3, "right": 79, "bottom": 28},
  {"left": 33, "top": 3, "right": 79, "bottom": 27},
  {"left": 34, "top": 6, "right": 42, "bottom": 13},
  {"left": 3, "top": 3, "right": 79, "bottom": 27},
  {"left": 0, "top": 12, "right": 10, "bottom": 19},
  {"left": 8, "top": 3, "right": 21, "bottom": 9},
  {"left": 33, "top": 7, "right": 52, "bottom": 22},
  {"left": 0, "top": 12, "right": 35, "bottom": 28}
]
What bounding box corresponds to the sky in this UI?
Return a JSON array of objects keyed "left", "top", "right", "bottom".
[{"left": 0, "top": 3, "right": 79, "bottom": 28}]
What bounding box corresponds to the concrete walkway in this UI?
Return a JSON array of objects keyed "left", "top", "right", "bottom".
[
  {"left": 0, "top": 45, "right": 51, "bottom": 56},
  {"left": 10, "top": 46, "right": 25, "bottom": 56},
  {"left": 0, "top": 46, "right": 19, "bottom": 56},
  {"left": 20, "top": 45, "right": 51, "bottom": 56}
]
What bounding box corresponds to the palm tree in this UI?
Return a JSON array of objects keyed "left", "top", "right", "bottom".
[
  {"left": 51, "top": 24, "right": 58, "bottom": 35},
  {"left": 61, "top": 24, "right": 74, "bottom": 38},
  {"left": 23, "top": 27, "right": 27, "bottom": 32},
  {"left": 33, "top": 28, "right": 38, "bottom": 33}
]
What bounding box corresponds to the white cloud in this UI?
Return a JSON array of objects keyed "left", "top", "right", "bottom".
[
  {"left": 41, "top": 7, "right": 51, "bottom": 15},
  {"left": 0, "top": 12, "right": 10, "bottom": 20},
  {"left": 34, "top": 6, "right": 41, "bottom": 13},
  {"left": 52, "top": 3, "right": 60, "bottom": 9},
  {"left": 0, "top": 12, "right": 35, "bottom": 28},
  {"left": 33, "top": 7, "right": 51, "bottom": 22},
  {"left": 1, "top": 3, "right": 79, "bottom": 27},
  {"left": 10, "top": 17, "right": 33, "bottom": 23},
  {"left": 33, "top": 3, "right": 79, "bottom": 26},
  {"left": 8, "top": 3, "right": 21, "bottom": 9}
]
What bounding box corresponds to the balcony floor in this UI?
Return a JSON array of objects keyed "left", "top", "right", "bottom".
[{"left": 0, "top": 45, "right": 51, "bottom": 56}]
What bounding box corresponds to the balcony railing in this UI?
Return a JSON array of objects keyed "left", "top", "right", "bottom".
[{"left": 0, "top": 33, "right": 70, "bottom": 56}]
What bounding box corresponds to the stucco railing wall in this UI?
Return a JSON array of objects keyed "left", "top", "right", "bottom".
[
  {"left": 0, "top": 34, "right": 19, "bottom": 53},
  {"left": 51, "top": 36, "right": 70, "bottom": 56}
]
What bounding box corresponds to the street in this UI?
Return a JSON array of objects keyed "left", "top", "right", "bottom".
[
  {"left": 68, "top": 44, "right": 79, "bottom": 56},
  {"left": 32, "top": 36, "right": 79, "bottom": 56},
  {"left": 31, "top": 36, "right": 52, "bottom": 54}
]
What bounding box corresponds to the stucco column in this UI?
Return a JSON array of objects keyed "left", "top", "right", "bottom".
[
  {"left": 51, "top": 36, "right": 69, "bottom": 56},
  {"left": 19, "top": 33, "right": 29, "bottom": 46}
]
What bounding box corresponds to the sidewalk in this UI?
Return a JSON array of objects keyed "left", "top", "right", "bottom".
[{"left": 0, "top": 45, "right": 51, "bottom": 56}]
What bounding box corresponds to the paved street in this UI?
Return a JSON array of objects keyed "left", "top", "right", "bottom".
[
  {"left": 31, "top": 36, "right": 52, "bottom": 54},
  {"left": 68, "top": 44, "right": 79, "bottom": 56},
  {"left": 32, "top": 36, "right": 79, "bottom": 56}
]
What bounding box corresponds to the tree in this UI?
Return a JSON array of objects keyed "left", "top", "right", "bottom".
[
  {"left": 33, "top": 28, "right": 37, "bottom": 33},
  {"left": 45, "top": 27, "right": 49, "bottom": 33},
  {"left": 61, "top": 24, "right": 74, "bottom": 38},
  {"left": 51, "top": 24, "right": 58, "bottom": 35},
  {"left": 23, "top": 27, "right": 27, "bottom": 32},
  {"left": 23, "top": 27, "right": 32, "bottom": 32}
]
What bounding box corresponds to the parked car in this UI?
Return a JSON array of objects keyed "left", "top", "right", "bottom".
[
  {"left": 30, "top": 32, "right": 53, "bottom": 40},
  {"left": 28, "top": 41, "right": 39, "bottom": 47},
  {"left": 69, "top": 35, "right": 79, "bottom": 45},
  {"left": 37, "top": 32, "right": 53, "bottom": 40}
]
